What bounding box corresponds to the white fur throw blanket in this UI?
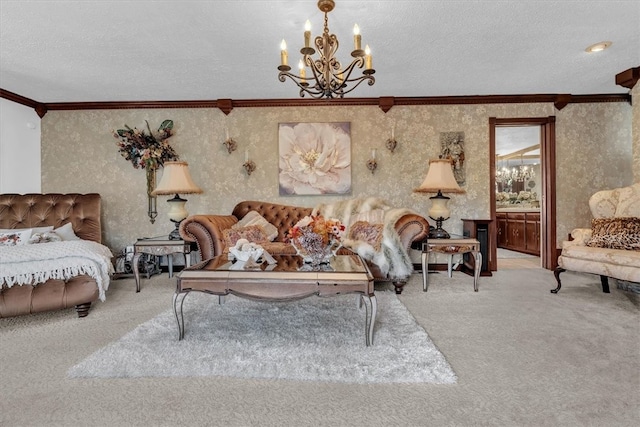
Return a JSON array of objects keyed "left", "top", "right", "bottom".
[
  {"left": 0, "top": 240, "right": 114, "bottom": 301},
  {"left": 313, "top": 197, "right": 417, "bottom": 280}
]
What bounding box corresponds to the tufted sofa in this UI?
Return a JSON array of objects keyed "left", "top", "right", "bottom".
[
  {"left": 0, "top": 193, "right": 103, "bottom": 317},
  {"left": 552, "top": 183, "right": 640, "bottom": 293},
  {"left": 179, "top": 200, "right": 430, "bottom": 294}
]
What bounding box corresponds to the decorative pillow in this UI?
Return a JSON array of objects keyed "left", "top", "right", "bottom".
[
  {"left": 222, "top": 225, "right": 269, "bottom": 248},
  {"left": 232, "top": 211, "right": 279, "bottom": 241},
  {"left": 29, "top": 231, "right": 63, "bottom": 244},
  {"left": 348, "top": 221, "right": 384, "bottom": 252},
  {"left": 0, "top": 229, "right": 32, "bottom": 246},
  {"left": 0, "top": 225, "right": 53, "bottom": 235},
  {"left": 54, "top": 222, "right": 80, "bottom": 241},
  {"left": 586, "top": 217, "right": 640, "bottom": 251}
]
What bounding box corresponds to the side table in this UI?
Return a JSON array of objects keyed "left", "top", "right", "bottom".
[
  {"left": 420, "top": 236, "right": 482, "bottom": 292},
  {"left": 133, "top": 237, "right": 192, "bottom": 292}
]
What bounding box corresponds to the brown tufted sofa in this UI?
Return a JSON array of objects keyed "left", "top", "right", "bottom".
[
  {"left": 179, "top": 200, "right": 430, "bottom": 294},
  {"left": 0, "top": 193, "right": 103, "bottom": 318}
]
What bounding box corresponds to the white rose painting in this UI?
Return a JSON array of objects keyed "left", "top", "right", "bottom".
[{"left": 278, "top": 122, "right": 352, "bottom": 195}]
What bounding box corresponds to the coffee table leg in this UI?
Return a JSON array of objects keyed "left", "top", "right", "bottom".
[
  {"left": 361, "top": 294, "right": 377, "bottom": 346},
  {"left": 173, "top": 291, "right": 188, "bottom": 340}
]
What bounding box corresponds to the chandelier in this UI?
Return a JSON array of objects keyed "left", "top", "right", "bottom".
[
  {"left": 496, "top": 158, "right": 536, "bottom": 183},
  {"left": 277, "top": 0, "right": 375, "bottom": 99}
]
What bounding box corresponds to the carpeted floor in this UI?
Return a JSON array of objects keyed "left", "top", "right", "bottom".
[{"left": 1, "top": 268, "right": 638, "bottom": 426}]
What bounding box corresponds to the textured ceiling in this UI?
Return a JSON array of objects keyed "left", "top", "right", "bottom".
[{"left": 0, "top": 0, "right": 638, "bottom": 104}]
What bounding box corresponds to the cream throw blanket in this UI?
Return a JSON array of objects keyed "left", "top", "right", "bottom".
[
  {"left": 313, "top": 197, "right": 417, "bottom": 279},
  {"left": 0, "top": 240, "right": 114, "bottom": 301}
]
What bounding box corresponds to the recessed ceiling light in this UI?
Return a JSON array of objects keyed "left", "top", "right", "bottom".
[{"left": 585, "top": 41, "right": 612, "bottom": 53}]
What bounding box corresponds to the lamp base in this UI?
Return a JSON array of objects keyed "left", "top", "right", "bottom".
[
  {"left": 428, "top": 217, "right": 450, "bottom": 239},
  {"left": 168, "top": 220, "right": 182, "bottom": 240}
]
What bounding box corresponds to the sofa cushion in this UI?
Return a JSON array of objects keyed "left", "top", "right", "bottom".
[
  {"left": 232, "top": 210, "right": 278, "bottom": 241},
  {"left": 222, "top": 225, "right": 269, "bottom": 248},
  {"left": 586, "top": 217, "right": 640, "bottom": 251}
]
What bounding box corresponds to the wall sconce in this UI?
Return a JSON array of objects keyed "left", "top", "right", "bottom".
[
  {"left": 223, "top": 128, "right": 237, "bottom": 154},
  {"left": 243, "top": 150, "right": 256, "bottom": 176},
  {"left": 366, "top": 149, "right": 378, "bottom": 174},
  {"left": 386, "top": 125, "right": 397, "bottom": 153}
]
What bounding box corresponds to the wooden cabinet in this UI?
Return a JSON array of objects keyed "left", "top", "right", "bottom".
[
  {"left": 525, "top": 215, "right": 541, "bottom": 253},
  {"left": 462, "top": 219, "right": 492, "bottom": 277},
  {"left": 496, "top": 211, "right": 540, "bottom": 256}
]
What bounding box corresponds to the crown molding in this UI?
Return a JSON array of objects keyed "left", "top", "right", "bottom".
[
  {"left": 0, "top": 90, "right": 631, "bottom": 118},
  {"left": 0, "top": 88, "right": 48, "bottom": 118},
  {"left": 615, "top": 67, "right": 640, "bottom": 90}
]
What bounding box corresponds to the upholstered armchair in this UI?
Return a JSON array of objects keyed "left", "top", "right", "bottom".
[{"left": 552, "top": 183, "right": 640, "bottom": 293}]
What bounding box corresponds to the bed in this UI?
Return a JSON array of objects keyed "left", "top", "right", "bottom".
[{"left": 0, "top": 193, "right": 113, "bottom": 318}]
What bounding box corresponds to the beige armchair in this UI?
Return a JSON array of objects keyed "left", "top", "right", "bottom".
[{"left": 552, "top": 183, "right": 640, "bottom": 293}]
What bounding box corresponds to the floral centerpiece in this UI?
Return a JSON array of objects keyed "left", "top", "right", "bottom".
[{"left": 286, "top": 215, "right": 345, "bottom": 266}]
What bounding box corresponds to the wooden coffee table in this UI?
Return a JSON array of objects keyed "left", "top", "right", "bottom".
[{"left": 174, "top": 254, "right": 377, "bottom": 346}]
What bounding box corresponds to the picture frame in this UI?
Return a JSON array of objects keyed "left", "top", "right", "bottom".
[{"left": 278, "top": 122, "right": 352, "bottom": 195}]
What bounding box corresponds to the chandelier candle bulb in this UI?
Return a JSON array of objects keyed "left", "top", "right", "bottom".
[
  {"left": 304, "top": 20, "right": 311, "bottom": 48},
  {"left": 280, "top": 39, "right": 288, "bottom": 66},
  {"left": 372, "top": 149, "right": 376, "bottom": 159},
  {"left": 365, "top": 45, "right": 372, "bottom": 69},
  {"left": 298, "top": 60, "right": 306, "bottom": 83},
  {"left": 245, "top": 149, "right": 249, "bottom": 162},
  {"left": 353, "top": 24, "right": 361, "bottom": 50}
]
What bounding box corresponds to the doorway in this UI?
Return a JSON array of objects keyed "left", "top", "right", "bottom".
[{"left": 489, "top": 117, "right": 557, "bottom": 271}]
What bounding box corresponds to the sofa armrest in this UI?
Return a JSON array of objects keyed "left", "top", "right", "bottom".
[
  {"left": 563, "top": 228, "right": 592, "bottom": 248},
  {"left": 179, "top": 214, "right": 239, "bottom": 260},
  {"left": 393, "top": 213, "right": 431, "bottom": 249}
]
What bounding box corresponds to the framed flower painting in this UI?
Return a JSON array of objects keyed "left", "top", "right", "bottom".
[{"left": 278, "top": 122, "right": 352, "bottom": 196}]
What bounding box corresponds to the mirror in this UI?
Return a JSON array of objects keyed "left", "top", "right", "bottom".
[{"left": 495, "top": 127, "right": 541, "bottom": 209}]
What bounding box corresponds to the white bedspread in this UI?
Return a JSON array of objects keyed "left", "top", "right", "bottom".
[{"left": 0, "top": 240, "right": 114, "bottom": 301}]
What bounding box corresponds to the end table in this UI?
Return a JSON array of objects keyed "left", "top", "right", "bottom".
[
  {"left": 420, "top": 236, "right": 482, "bottom": 292},
  {"left": 133, "top": 237, "right": 192, "bottom": 292}
]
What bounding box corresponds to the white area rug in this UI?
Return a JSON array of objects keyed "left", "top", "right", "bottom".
[{"left": 68, "top": 291, "right": 456, "bottom": 384}]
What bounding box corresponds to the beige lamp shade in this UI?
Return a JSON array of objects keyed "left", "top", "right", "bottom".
[
  {"left": 414, "top": 159, "right": 465, "bottom": 194},
  {"left": 151, "top": 161, "right": 203, "bottom": 196}
]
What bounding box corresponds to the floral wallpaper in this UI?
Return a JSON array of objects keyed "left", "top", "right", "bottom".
[{"left": 41, "top": 101, "right": 634, "bottom": 264}]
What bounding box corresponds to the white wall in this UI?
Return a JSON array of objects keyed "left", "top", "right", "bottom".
[{"left": 0, "top": 98, "right": 41, "bottom": 193}]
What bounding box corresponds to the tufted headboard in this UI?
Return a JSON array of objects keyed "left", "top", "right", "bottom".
[{"left": 0, "top": 193, "right": 102, "bottom": 243}]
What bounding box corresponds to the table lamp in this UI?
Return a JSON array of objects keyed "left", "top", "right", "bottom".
[
  {"left": 414, "top": 158, "right": 465, "bottom": 239},
  {"left": 151, "top": 161, "right": 203, "bottom": 240}
]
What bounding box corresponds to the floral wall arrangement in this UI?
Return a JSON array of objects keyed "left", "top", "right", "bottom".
[
  {"left": 40, "top": 102, "right": 633, "bottom": 255},
  {"left": 112, "top": 119, "right": 179, "bottom": 223}
]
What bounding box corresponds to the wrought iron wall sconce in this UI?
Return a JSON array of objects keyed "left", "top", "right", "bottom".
[
  {"left": 223, "top": 128, "right": 237, "bottom": 154},
  {"left": 386, "top": 125, "right": 397, "bottom": 153},
  {"left": 366, "top": 149, "right": 378, "bottom": 174},
  {"left": 243, "top": 150, "right": 256, "bottom": 176}
]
